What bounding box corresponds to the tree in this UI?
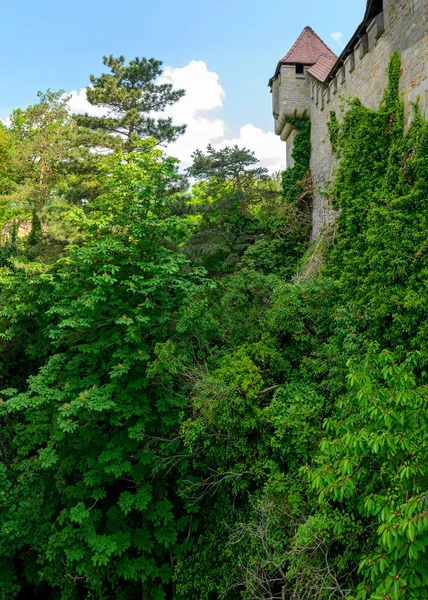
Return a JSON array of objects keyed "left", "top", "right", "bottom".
[
  {"left": 7, "top": 90, "right": 77, "bottom": 211},
  {"left": 0, "top": 123, "right": 16, "bottom": 229},
  {"left": 75, "top": 55, "right": 186, "bottom": 152},
  {"left": 0, "top": 141, "right": 204, "bottom": 599},
  {"left": 184, "top": 145, "right": 268, "bottom": 272},
  {"left": 188, "top": 144, "right": 269, "bottom": 214},
  {"left": 306, "top": 345, "right": 428, "bottom": 599},
  {"left": 0, "top": 90, "right": 82, "bottom": 249},
  {"left": 185, "top": 144, "right": 310, "bottom": 276}
]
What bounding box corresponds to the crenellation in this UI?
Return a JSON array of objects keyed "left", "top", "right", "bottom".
[
  {"left": 344, "top": 52, "right": 355, "bottom": 74},
  {"left": 367, "top": 12, "right": 385, "bottom": 44},
  {"left": 325, "top": 87, "right": 331, "bottom": 104},
  {"left": 321, "top": 88, "right": 327, "bottom": 110},
  {"left": 356, "top": 33, "right": 369, "bottom": 59}
]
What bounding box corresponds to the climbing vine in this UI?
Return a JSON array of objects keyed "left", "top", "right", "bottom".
[
  {"left": 326, "top": 51, "right": 428, "bottom": 360},
  {"left": 281, "top": 114, "right": 312, "bottom": 206},
  {"left": 307, "top": 51, "right": 428, "bottom": 600}
]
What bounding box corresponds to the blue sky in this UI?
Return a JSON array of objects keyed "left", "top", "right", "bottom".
[{"left": 0, "top": 0, "right": 367, "bottom": 169}]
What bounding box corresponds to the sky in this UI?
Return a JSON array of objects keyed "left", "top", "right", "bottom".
[{"left": 0, "top": 0, "right": 367, "bottom": 171}]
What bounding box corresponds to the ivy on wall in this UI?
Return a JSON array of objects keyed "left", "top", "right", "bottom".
[
  {"left": 325, "top": 51, "right": 428, "bottom": 361},
  {"left": 327, "top": 110, "right": 339, "bottom": 153},
  {"left": 307, "top": 51, "right": 428, "bottom": 599},
  {"left": 281, "top": 114, "right": 312, "bottom": 206}
]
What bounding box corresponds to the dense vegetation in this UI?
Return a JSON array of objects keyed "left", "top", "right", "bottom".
[{"left": 0, "top": 52, "right": 427, "bottom": 600}]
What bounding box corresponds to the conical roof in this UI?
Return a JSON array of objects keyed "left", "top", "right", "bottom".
[
  {"left": 269, "top": 26, "right": 337, "bottom": 86},
  {"left": 280, "top": 26, "right": 337, "bottom": 65}
]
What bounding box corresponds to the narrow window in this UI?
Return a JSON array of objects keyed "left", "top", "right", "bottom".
[{"left": 295, "top": 64, "right": 304, "bottom": 75}]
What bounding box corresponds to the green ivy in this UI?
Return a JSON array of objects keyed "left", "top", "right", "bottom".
[
  {"left": 326, "top": 52, "right": 428, "bottom": 363},
  {"left": 304, "top": 51, "right": 428, "bottom": 599},
  {"left": 281, "top": 114, "right": 312, "bottom": 206}
]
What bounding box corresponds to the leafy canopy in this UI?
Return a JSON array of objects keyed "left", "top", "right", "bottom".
[{"left": 0, "top": 141, "right": 204, "bottom": 599}]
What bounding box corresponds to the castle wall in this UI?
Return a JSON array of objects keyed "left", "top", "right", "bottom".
[{"left": 307, "top": 0, "right": 427, "bottom": 238}]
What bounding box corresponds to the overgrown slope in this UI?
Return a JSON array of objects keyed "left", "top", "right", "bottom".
[{"left": 0, "top": 53, "right": 427, "bottom": 600}]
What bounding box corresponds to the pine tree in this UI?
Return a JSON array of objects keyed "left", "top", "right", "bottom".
[
  {"left": 185, "top": 145, "right": 296, "bottom": 274},
  {"left": 75, "top": 55, "right": 186, "bottom": 152}
]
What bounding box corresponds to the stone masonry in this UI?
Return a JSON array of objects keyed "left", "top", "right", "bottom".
[{"left": 269, "top": 0, "right": 428, "bottom": 238}]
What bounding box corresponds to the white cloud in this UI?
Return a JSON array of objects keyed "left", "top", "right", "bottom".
[
  {"left": 4, "top": 61, "right": 285, "bottom": 173},
  {"left": 330, "top": 31, "right": 345, "bottom": 49},
  {"left": 67, "top": 88, "right": 107, "bottom": 116},
  {"left": 157, "top": 61, "right": 227, "bottom": 168},
  {"left": 214, "top": 124, "right": 286, "bottom": 173},
  {"left": 158, "top": 61, "right": 286, "bottom": 172},
  {"left": 160, "top": 61, "right": 225, "bottom": 118}
]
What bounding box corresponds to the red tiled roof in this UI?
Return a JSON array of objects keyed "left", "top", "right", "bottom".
[
  {"left": 306, "top": 53, "right": 338, "bottom": 82},
  {"left": 280, "top": 26, "right": 337, "bottom": 66}
]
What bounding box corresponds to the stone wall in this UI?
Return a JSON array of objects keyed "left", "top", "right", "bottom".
[
  {"left": 305, "top": 0, "right": 427, "bottom": 238},
  {"left": 273, "top": 65, "right": 311, "bottom": 139}
]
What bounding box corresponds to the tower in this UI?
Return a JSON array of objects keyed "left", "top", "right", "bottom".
[{"left": 268, "top": 26, "right": 337, "bottom": 144}]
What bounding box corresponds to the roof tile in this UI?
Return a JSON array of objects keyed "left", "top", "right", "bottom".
[
  {"left": 306, "top": 53, "right": 338, "bottom": 82},
  {"left": 280, "top": 26, "right": 337, "bottom": 66}
]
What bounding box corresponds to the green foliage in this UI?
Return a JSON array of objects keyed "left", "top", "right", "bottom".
[
  {"left": 0, "top": 122, "right": 14, "bottom": 197},
  {"left": 0, "top": 50, "right": 427, "bottom": 600},
  {"left": 185, "top": 144, "right": 271, "bottom": 273},
  {"left": 0, "top": 142, "right": 204, "bottom": 599},
  {"left": 326, "top": 52, "right": 428, "bottom": 363},
  {"left": 0, "top": 90, "right": 78, "bottom": 239},
  {"left": 185, "top": 144, "right": 310, "bottom": 277},
  {"left": 173, "top": 270, "right": 335, "bottom": 598},
  {"left": 296, "top": 52, "right": 428, "bottom": 600},
  {"left": 176, "top": 51, "right": 428, "bottom": 599},
  {"left": 307, "top": 345, "right": 428, "bottom": 599},
  {"left": 74, "top": 55, "right": 186, "bottom": 152}
]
